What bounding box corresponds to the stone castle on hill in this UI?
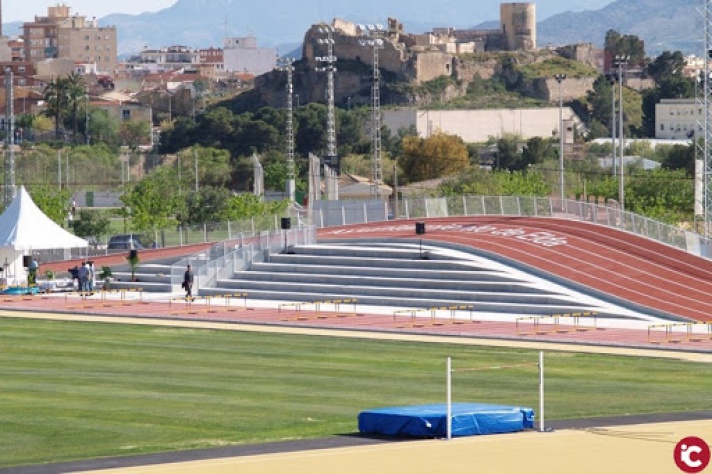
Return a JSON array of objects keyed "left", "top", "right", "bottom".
[{"left": 303, "top": 2, "right": 537, "bottom": 84}]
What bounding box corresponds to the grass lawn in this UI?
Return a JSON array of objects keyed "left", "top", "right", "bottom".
[{"left": 2, "top": 317, "right": 712, "bottom": 468}]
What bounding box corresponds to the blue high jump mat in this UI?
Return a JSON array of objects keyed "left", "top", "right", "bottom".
[{"left": 358, "top": 402, "right": 534, "bottom": 438}]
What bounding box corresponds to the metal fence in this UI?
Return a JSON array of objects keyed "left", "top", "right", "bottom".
[
  {"left": 309, "top": 196, "right": 712, "bottom": 258},
  {"left": 36, "top": 195, "right": 712, "bottom": 264}
]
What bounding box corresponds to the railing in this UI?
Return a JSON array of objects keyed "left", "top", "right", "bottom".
[
  {"left": 36, "top": 195, "right": 712, "bottom": 264},
  {"left": 174, "top": 226, "right": 317, "bottom": 293},
  {"left": 308, "top": 196, "right": 712, "bottom": 258}
]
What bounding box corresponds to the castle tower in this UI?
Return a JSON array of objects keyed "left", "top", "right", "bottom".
[{"left": 501, "top": 3, "right": 536, "bottom": 51}]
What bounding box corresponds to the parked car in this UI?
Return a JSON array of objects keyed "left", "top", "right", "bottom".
[{"left": 106, "top": 234, "right": 147, "bottom": 250}]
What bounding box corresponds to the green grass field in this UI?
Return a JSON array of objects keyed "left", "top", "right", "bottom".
[{"left": 2, "top": 317, "right": 712, "bottom": 468}]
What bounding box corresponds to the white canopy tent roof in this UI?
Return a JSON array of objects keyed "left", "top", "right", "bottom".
[{"left": 0, "top": 186, "right": 88, "bottom": 251}]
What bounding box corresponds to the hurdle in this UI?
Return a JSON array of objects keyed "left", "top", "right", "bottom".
[
  {"left": 687, "top": 322, "right": 712, "bottom": 342},
  {"left": 446, "top": 352, "right": 545, "bottom": 440},
  {"left": 224, "top": 293, "right": 248, "bottom": 312},
  {"left": 392, "top": 308, "right": 428, "bottom": 328},
  {"left": 666, "top": 323, "right": 689, "bottom": 343},
  {"left": 332, "top": 299, "right": 359, "bottom": 318},
  {"left": 516, "top": 316, "right": 540, "bottom": 336},
  {"left": 429, "top": 307, "right": 450, "bottom": 326},
  {"left": 647, "top": 323, "right": 669, "bottom": 344},
  {"left": 278, "top": 301, "right": 305, "bottom": 321},
  {"left": 448, "top": 305, "right": 476, "bottom": 324}
]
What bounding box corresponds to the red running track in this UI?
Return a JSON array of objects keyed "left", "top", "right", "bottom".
[{"left": 318, "top": 216, "right": 712, "bottom": 322}]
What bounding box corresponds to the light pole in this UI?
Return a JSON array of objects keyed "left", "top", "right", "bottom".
[
  {"left": 614, "top": 54, "right": 629, "bottom": 211},
  {"left": 359, "top": 24, "right": 385, "bottom": 200},
  {"left": 4, "top": 66, "right": 16, "bottom": 208},
  {"left": 554, "top": 73, "right": 566, "bottom": 201},
  {"left": 609, "top": 74, "right": 617, "bottom": 177},
  {"left": 85, "top": 93, "right": 90, "bottom": 145}
]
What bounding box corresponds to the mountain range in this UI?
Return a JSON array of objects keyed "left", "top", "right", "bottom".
[{"left": 1, "top": 0, "right": 703, "bottom": 57}]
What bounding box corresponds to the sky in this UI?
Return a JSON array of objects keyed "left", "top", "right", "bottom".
[
  {"left": 5, "top": 0, "right": 617, "bottom": 24},
  {"left": 4, "top": 0, "right": 178, "bottom": 22}
]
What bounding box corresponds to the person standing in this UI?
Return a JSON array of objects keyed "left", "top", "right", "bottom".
[
  {"left": 78, "top": 262, "right": 88, "bottom": 293},
  {"left": 183, "top": 264, "right": 194, "bottom": 299}
]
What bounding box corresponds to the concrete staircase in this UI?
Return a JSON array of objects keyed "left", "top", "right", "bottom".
[
  {"left": 199, "top": 243, "right": 622, "bottom": 317},
  {"left": 106, "top": 256, "right": 183, "bottom": 292}
]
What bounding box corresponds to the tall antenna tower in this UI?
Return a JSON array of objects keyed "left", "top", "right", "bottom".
[
  {"left": 359, "top": 24, "right": 385, "bottom": 199},
  {"left": 4, "top": 67, "right": 15, "bottom": 209},
  {"left": 316, "top": 24, "right": 338, "bottom": 173},
  {"left": 277, "top": 57, "right": 296, "bottom": 202}
]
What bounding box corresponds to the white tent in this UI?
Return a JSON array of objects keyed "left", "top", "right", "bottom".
[{"left": 0, "top": 186, "right": 87, "bottom": 285}]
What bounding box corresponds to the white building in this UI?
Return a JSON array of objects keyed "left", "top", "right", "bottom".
[
  {"left": 655, "top": 98, "right": 701, "bottom": 140},
  {"left": 223, "top": 36, "right": 277, "bottom": 76},
  {"left": 382, "top": 108, "right": 580, "bottom": 144}
]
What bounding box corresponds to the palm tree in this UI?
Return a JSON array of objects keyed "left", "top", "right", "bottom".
[
  {"left": 44, "top": 77, "right": 69, "bottom": 140},
  {"left": 65, "top": 72, "right": 86, "bottom": 144}
]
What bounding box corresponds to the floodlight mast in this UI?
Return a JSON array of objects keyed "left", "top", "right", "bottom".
[
  {"left": 316, "top": 25, "right": 338, "bottom": 167},
  {"left": 277, "top": 57, "right": 296, "bottom": 202},
  {"left": 703, "top": 1, "right": 712, "bottom": 238},
  {"left": 614, "top": 54, "right": 629, "bottom": 211},
  {"left": 359, "top": 24, "right": 385, "bottom": 200}
]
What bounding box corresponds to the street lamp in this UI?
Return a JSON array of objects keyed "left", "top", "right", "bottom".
[
  {"left": 614, "top": 54, "right": 629, "bottom": 211},
  {"left": 359, "top": 24, "right": 385, "bottom": 200},
  {"left": 554, "top": 73, "right": 566, "bottom": 202},
  {"left": 609, "top": 74, "right": 617, "bottom": 177}
]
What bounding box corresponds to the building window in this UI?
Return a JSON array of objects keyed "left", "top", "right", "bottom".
[
  {"left": 122, "top": 109, "right": 131, "bottom": 120},
  {"left": 660, "top": 124, "right": 664, "bottom": 131},
  {"left": 18, "top": 78, "right": 26, "bottom": 85},
  {"left": 18, "top": 66, "right": 25, "bottom": 72}
]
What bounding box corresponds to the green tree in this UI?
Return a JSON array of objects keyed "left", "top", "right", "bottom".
[
  {"left": 88, "top": 109, "right": 120, "bottom": 148},
  {"left": 520, "top": 137, "right": 556, "bottom": 170},
  {"left": 493, "top": 134, "right": 523, "bottom": 170},
  {"left": 28, "top": 185, "right": 71, "bottom": 225},
  {"left": 120, "top": 167, "right": 182, "bottom": 231},
  {"left": 72, "top": 210, "right": 111, "bottom": 242},
  {"left": 661, "top": 143, "right": 695, "bottom": 176},
  {"left": 604, "top": 30, "right": 645, "bottom": 67},
  {"left": 65, "top": 72, "right": 86, "bottom": 144},
  {"left": 399, "top": 131, "right": 469, "bottom": 182},
  {"left": 44, "top": 77, "right": 69, "bottom": 140},
  {"left": 120, "top": 119, "right": 151, "bottom": 152},
  {"left": 183, "top": 186, "right": 231, "bottom": 224}
]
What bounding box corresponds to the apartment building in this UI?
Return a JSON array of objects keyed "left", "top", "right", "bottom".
[
  {"left": 223, "top": 36, "right": 276, "bottom": 76},
  {"left": 655, "top": 99, "right": 701, "bottom": 140},
  {"left": 23, "top": 5, "right": 117, "bottom": 75}
]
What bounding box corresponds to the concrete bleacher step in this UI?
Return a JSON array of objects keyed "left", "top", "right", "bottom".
[
  {"left": 267, "top": 254, "right": 492, "bottom": 271},
  {"left": 250, "top": 263, "right": 521, "bottom": 282},
  {"left": 227, "top": 271, "right": 555, "bottom": 294},
  {"left": 198, "top": 287, "right": 608, "bottom": 317},
  {"left": 213, "top": 279, "right": 582, "bottom": 306}
]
